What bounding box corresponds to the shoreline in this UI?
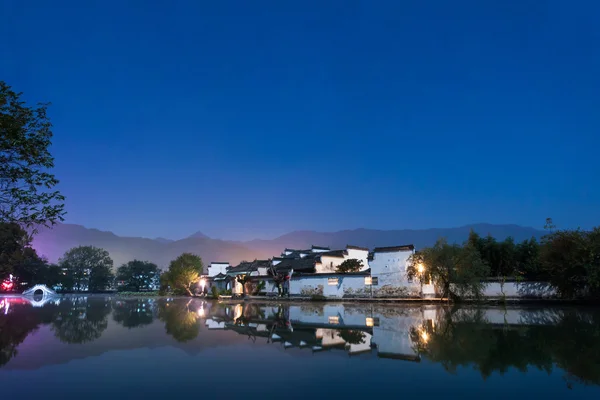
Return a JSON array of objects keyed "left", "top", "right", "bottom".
[{"left": 3, "top": 292, "right": 597, "bottom": 306}]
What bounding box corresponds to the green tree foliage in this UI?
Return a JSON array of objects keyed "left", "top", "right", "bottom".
[
  {"left": 467, "top": 230, "right": 541, "bottom": 280},
  {"left": 0, "top": 222, "right": 50, "bottom": 289},
  {"left": 59, "top": 246, "right": 114, "bottom": 292},
  {"left": 1, "top": 223, "right": 39, "bottom": 280},
  {"left": 116, "top": 260, "right": 159, "bottom": 292},
  {"left": 411, "top": 308, "right": 600, "bottom": 387},
  {"left": 157, "top": 299, "right": 201, "bottom": 342},
  {"left": 408, "top": 238, "right": 489, "bottom": 300},
  {"left": 0, "top": 301, "right": 41, "bottom": 366},
  {"left": 338, "top": 329, "right": 367, "bottom": 345},
  {"left": 540, "top": 228, "right": 600, "bottom": 299},
  {"left": 161, "top": 253, "right": 203, "bottom": 296},
  {"left": 0, "top": 81, "right": 65, "bottom": 228},
  {"left": 51, "top": 297, "right": 111, "bottom": 344},
  {"left": 112, "top": 299, "right": 155, "bottom": 329},
  {"left": 515, "top": 237, "right": 542, "bottom": 280},
  {"left": 336, "top": 258, "right": 363, "bottom": 273}
]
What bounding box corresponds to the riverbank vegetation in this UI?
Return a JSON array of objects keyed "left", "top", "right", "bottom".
[{"left": 408, "top": 219, "right": 600, "bottom": 301}]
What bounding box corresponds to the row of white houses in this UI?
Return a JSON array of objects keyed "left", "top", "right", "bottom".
[{"left": 205, "top": 244, "right": 436, "bottom": 298}]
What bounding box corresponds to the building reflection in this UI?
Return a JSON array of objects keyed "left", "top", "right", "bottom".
[
  {"left": 205, "top": 302, "right": 436, "bottom": 360},
  {"left": 1, "top": 296, "right": 600, "bottom": 388}
]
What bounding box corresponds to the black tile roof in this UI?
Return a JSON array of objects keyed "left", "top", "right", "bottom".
[
  {"left": 319, "top": 249, "right": 347, "bottom": 258},
  {"left": 346, "top": 245, "right": 369, "bottom": 251},
  {"left": 227, "top": 259, "right": 271, "bottom": 273},
  {"left": 272, "top": 258, "right": 317, "bottom": 273},
  {"left": 372, "top": 245, "right": 415, "bottom": 253},
  {"left": 311, "top": 245, "right": 330, "bottom": 251}
]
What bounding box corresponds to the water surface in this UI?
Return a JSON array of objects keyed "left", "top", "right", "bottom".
[{"left": 1, "top": 295, "right": 599, "bottom": 399}]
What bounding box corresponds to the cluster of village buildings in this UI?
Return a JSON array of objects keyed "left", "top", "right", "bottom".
[{"left": 204, "top": 244, "right": 436, "bottom": 298}]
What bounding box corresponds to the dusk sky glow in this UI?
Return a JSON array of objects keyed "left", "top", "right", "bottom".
[{"left": 2, "top": 1, "right": 599, "bottom": 240}]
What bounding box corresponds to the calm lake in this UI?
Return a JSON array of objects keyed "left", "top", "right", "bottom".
[{"left": 0, "top": 296, "right": 599, "bottom": 399}]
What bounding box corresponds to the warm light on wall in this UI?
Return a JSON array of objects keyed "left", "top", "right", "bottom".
[
  {"left": 328, "top": 278, "right": 338, "bottom": 286},
  {"left": 364, "top": 277, "right": 372, "bottom": 285},
  {"left": 328, "top": 316, "right": 339, "bottom": 324},
  {"left": 366, "top": 317, "right": 374, "bottom": 327}
]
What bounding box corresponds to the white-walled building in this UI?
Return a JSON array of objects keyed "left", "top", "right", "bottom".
[
  {"left": 368, "top": 245, "right": 422, "bottom": 297},
  {"left": 207, "top": 262, "right": 230, "bottom": 277},
  {"left": 314, "top": 245, "right": 370, "bottom": 273}
]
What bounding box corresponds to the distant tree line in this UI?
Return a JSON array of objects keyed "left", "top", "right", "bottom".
[
  {"left": 408, "top": 219, "right": 600, "bottom": 300},
  {"left": 0, "top": 222, "right": 204, "bottom": 295}
]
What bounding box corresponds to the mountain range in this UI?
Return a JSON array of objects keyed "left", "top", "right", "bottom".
[{"left": 31, "top": 223, "right": 545, "bottom": 271}]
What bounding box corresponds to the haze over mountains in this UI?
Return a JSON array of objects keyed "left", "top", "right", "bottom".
[{"left": 32, "top": 223, "right": 545, "bottom": 270}]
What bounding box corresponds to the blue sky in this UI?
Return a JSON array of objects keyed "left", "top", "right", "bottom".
[{"left": 2, "top": 0, "right": 599, "bottom": 240}]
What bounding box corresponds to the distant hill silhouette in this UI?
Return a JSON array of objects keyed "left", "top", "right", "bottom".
[{"left": 32, "top": 223, "right": 545, "bottom": 269}]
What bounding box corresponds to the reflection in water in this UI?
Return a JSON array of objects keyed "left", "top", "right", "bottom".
[
  {"left": 1, "top": 296, "right": 600, "bottom": 391},
  {"left": 157, "top": 299, "right": 203, "bottom": 342},
  {"left": 51, "top": 297, "right": 112, "bottom": 344},
  {"left": 113, "top": 299, "right": 155, "bottom": 329},
  {"left": 0, "top": 299, "right": 39, "bottom": 367}
]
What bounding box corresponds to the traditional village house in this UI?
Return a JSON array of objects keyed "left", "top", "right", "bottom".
[
  {"left": 227, "top": 260, "right": 272, "bottom": 295},
  {"left": 207, "top": 262, "right": 229, "bottom": 277},
  {"left": 206, "top": 262, "right": 232, "bottom": 293},
  {"left": 368, "top": 245, "right": 434, "bottom": 297}
]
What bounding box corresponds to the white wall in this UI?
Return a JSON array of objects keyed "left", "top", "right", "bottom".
[
  {"left": 482, "top": 281, "right": 557, "bottom": 298},
  {"left": 316, "top": 255, "right": 345, "bottom": 273},
  {"left": 368, "top": 249, "right": 421, "bottom": 297},
  {"left": 345, "top": 248, "right": 369, "bottom": 271},
  {"left": 207, "top": 263, "right": 229, "bottom": 277},
  {"left": 289, "top": 275, "right": 369, "bottom": 298}
]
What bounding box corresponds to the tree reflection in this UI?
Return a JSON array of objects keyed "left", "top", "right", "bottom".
[
  {"left": 411, "top": 307, "right": 600, "bottom": 387},
  {"left": 337, "top": 330, "right": 367, "bottom": 345},
  {"left": 0, "top": 300, "right": 40, "bottom": 366},
  {"left": 157, "top": 299, "right": 202, "bottom": 342},
  {"left": 112, "top": 299, "right": 155, "bottom": 329},
  {"left": 51, "top": 297, "right": 111, "bottom": 344}
]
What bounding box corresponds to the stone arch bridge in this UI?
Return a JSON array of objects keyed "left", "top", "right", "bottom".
[{"left": 22, "top": 284, "right": 57, "bottom": 297}]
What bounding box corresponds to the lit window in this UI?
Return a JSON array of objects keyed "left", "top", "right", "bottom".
[
  {"left": 328, "top": 278, "right": 338, "bottom": 286},
  {"left": 366, "top": 317, "right": 374, "bottom": 327},
  {"left": 364, "top": 277, "right": 372, "bottom": 285},
  {"left": 328, "top": 316, "right": 339, "bottom": 324}
]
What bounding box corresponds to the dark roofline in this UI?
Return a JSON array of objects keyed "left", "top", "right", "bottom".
[
  {"left": 319, "top": 250, "right": 346, "bottom": 258},
  {"left": 292, "top": 269, "right": 371, "bottom": 278},
  {"left": 377, "top": 352, "right": 421, "bottom": 362},
  {"left": 311, "top": 245, "right": 330, "bottom": 250},
  {"left": 372, "top": 245, "right": 415, "bottom": 253},
  {"left": 346, "top": 245, "right": 369, "bottom": 251},
  {"left": 210, "top": 262, "right": 229, "bottom": 265}
]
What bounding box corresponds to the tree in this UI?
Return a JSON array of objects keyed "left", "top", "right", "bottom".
[
  {"left": 336, "top": 258, "right": 363, "bottom": 273},
  {"left": 157, "top": 299, "right": 201, "bottom": 342},
  {"left": 161, "top": 253, "right": 203, "bottom": 296},
  {"left": 116, "top": 260, "right": 159, "bottom": 292},
  {"left": 338, "top": 329, "right": 367, "bottom": 345},
  {"left": 51, "top": 297, "right": 111, "bottom": 344},
  {"left": 540, "top": 228, "right": 599, "bottom": 299},
  {"left": 112, "top": 299, "right": 155, "bottom": 329},
  {"left": 0, "top": 222, "right": 47, "bottom": 288},
  {"left": 0, "top": 300, "right": 41, "bottom": 366},
  {"left": 0, "top": 81, "right": 65, "bottom": 229},
  {"left": 407, "top": 238, "right": 489, "bottom": 301},
  {"left": 59, "top": 246, "right": 114, "bottom": 292},
  {"left": 515, "top": 237, "right": 542, "bottom": 280}
]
